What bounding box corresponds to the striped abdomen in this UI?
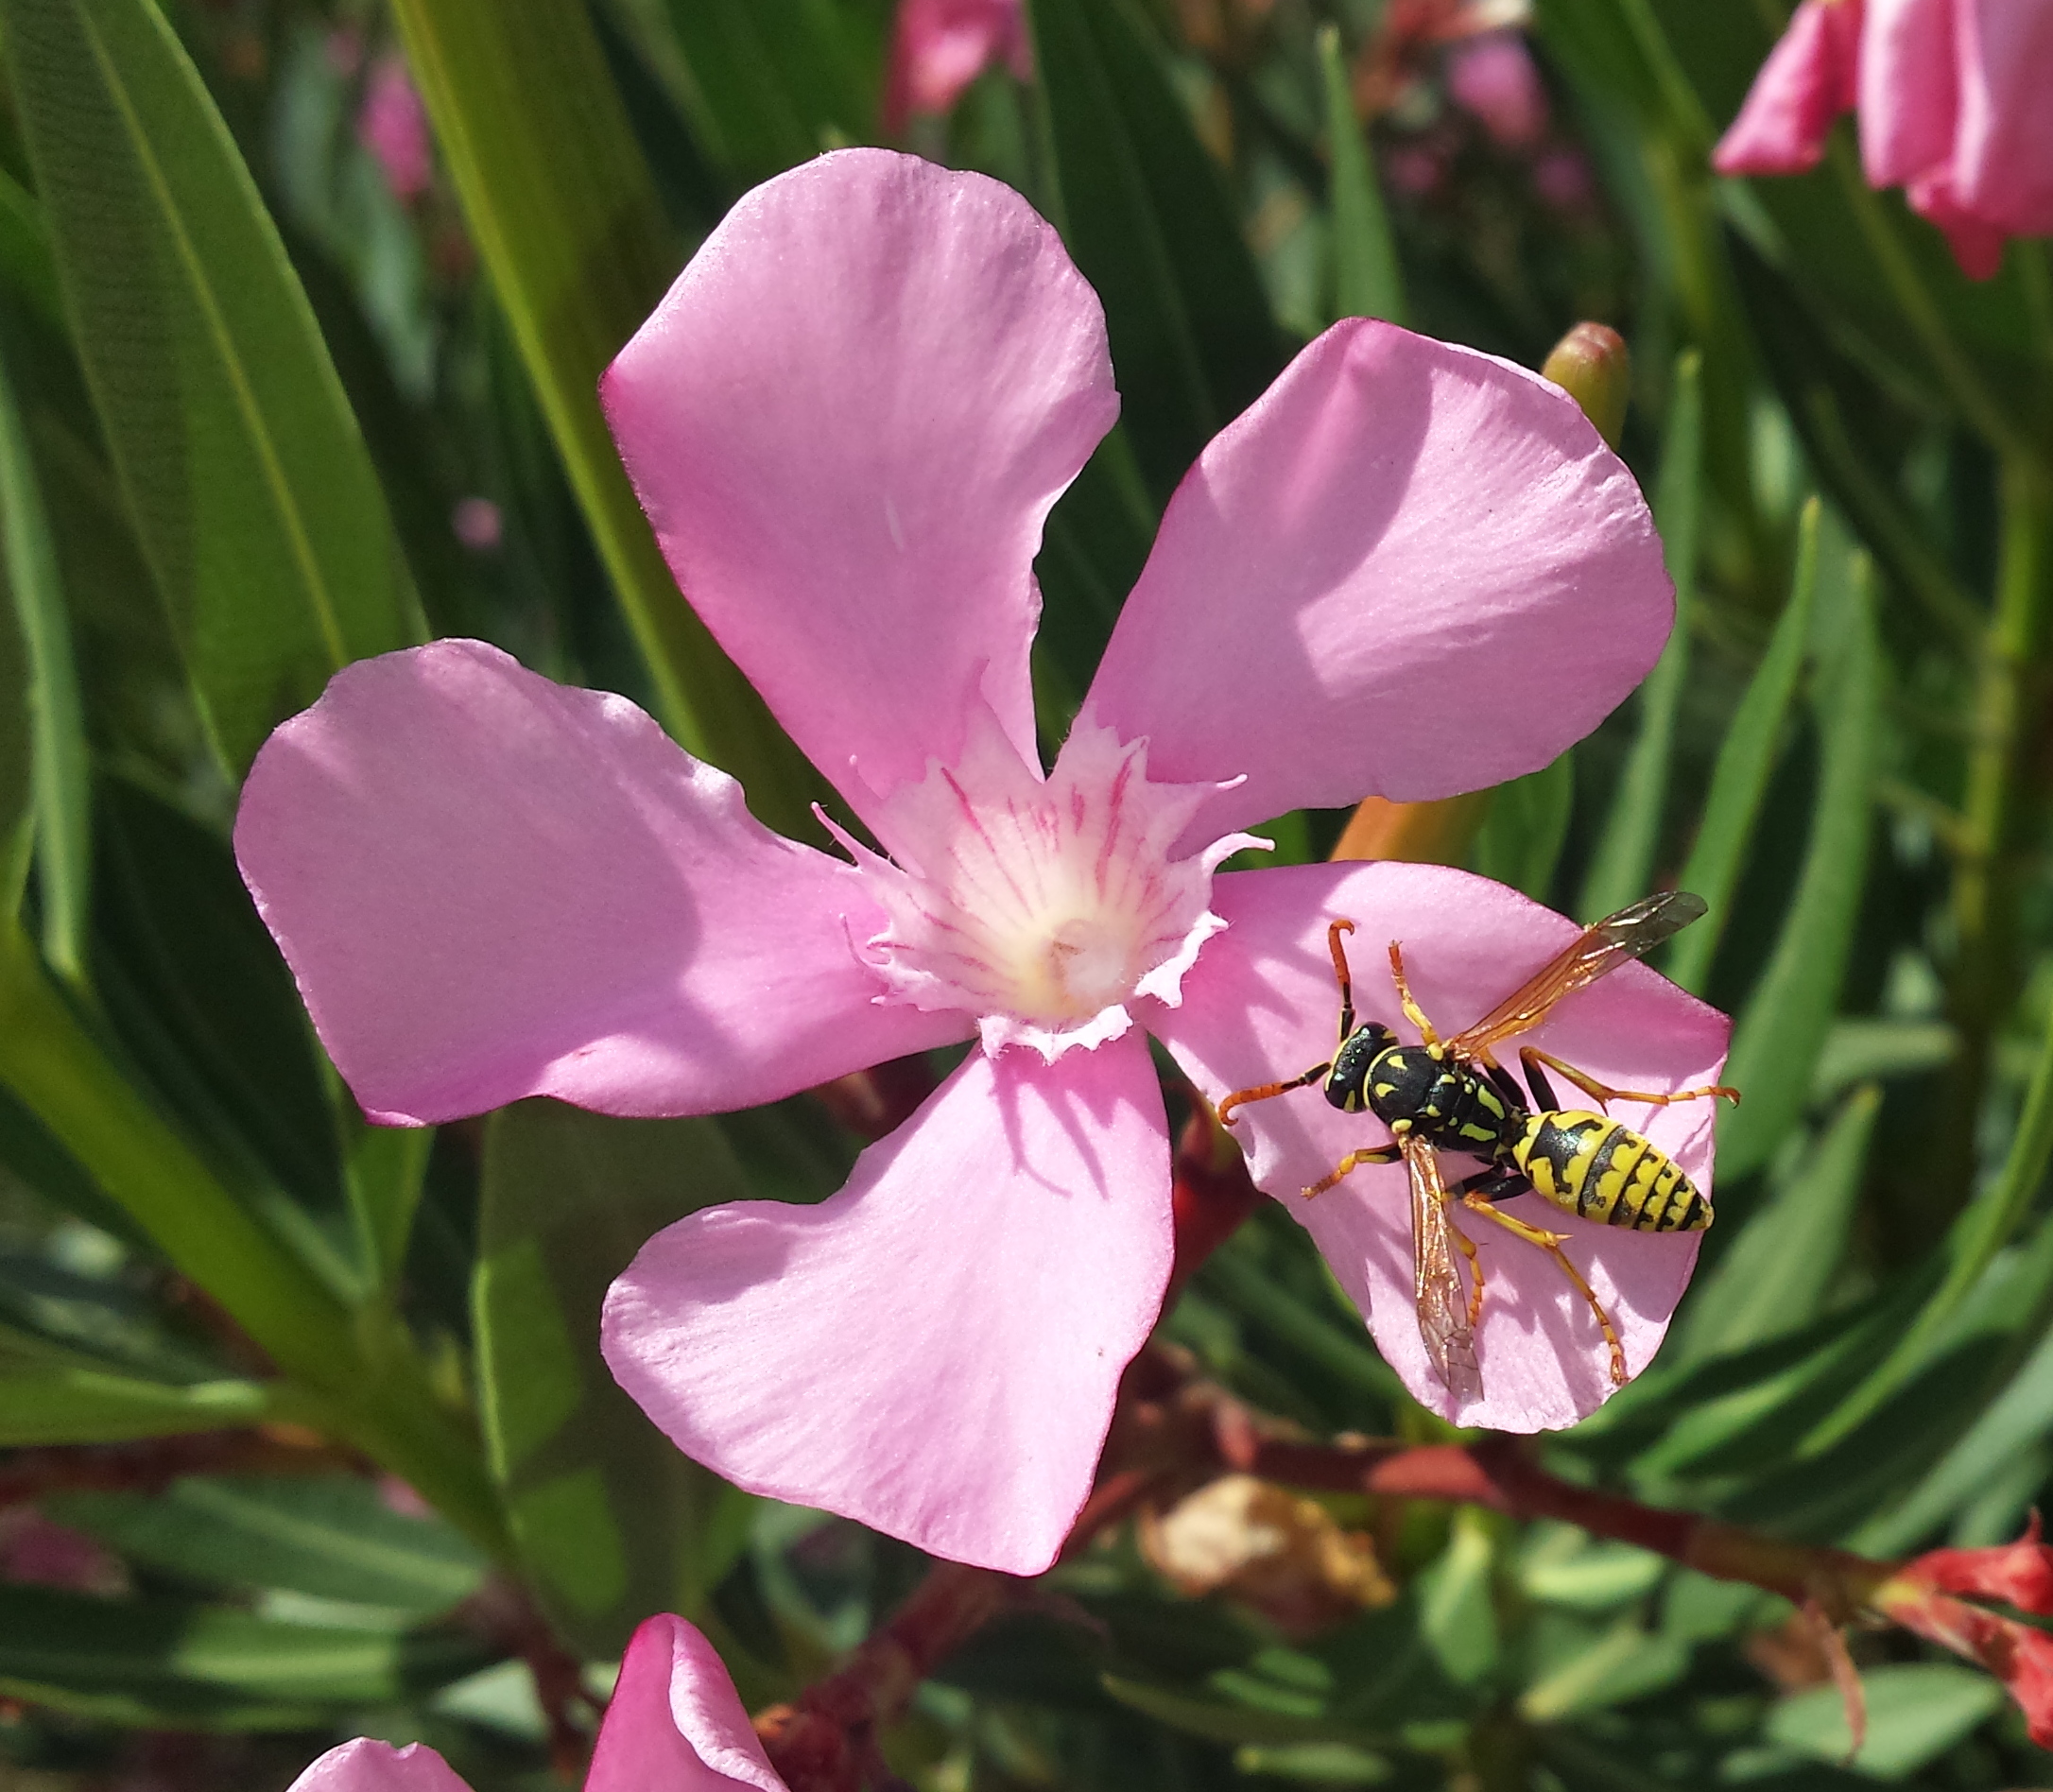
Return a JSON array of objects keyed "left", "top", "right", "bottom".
[{"left": 1510, "top": 1111, "right": 1711, "bottom": 1232}]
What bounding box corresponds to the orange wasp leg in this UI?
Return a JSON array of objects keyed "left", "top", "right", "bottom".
[
  {"left": 1518, "top": 1047, "right": 1740, "bottom": 1113},
  {"left": 1458, "top": 1192, "right": 1628, "bottom": 1387},
  {"left": 1303, "top": 1141, "right": 1403, "bottom": 1198},
  {"left": 1386, "top": 939, "right": 1441, "bottom": 1046},
  {"left": 1216, "top": 918, "right": 1362, "bottom": 1128},
  {"left": 1446, "top": 1202, "right": 1485, "bottom": 1328}
]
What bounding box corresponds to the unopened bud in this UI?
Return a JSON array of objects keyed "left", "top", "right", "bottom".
[{"left": 1542, "top": 321, "right": 1630, "bottom": 448}]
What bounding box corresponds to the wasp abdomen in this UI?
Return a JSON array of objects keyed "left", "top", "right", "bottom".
[{"left": 1513, "top": 1111, "right": 1711, "bottom": 1232}]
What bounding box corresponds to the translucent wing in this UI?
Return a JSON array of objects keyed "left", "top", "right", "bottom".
[
  {"left": 1406, "top": 1136, "right": 1482, "bottom": 1404},
  {"left": 1447, "top": 890, "right": 1708, "bottom": 1060}
]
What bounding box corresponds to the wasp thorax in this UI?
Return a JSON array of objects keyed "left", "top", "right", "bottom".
[{"left": 845, "top": 713, "right": 1262, "bottom": 1061}]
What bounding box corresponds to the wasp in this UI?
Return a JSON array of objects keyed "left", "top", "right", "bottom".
[{"left": 1217, "top": 891, "right": 1738, "bottom": 1404}]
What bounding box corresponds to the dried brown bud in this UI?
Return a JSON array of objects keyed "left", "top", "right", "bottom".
[{"left": 1140, "top": 1473, "right": 1396, "bottom": 1639}]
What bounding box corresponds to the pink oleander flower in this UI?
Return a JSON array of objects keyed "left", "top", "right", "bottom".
[
  {"left": 884, "top": 0, "right": 1030, "bottom": 135},
  {"left": 233, "top": 148, "right": 1717, "bottom": 1576},
  {"left": 357, "top": 53, "right": 433, "bottom": 203},
  {"left": 290, "top": 1615, "right": 786, "bottom": 1792},
  {"left": 1713, "top": 0, "right": 2053, "bottom": 280},
  {"left": 1445, "top": 31, "right": 1548, "bottom": 149}
]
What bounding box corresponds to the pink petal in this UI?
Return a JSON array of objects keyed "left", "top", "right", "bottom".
[
  {"left": 1080, "top": 322, "right": 1670, "bottom": 847},
  {"left": 288, "top": 1741, "right": 471, "bottom": 1792},
  {"left": 234, "top": 640, "right": 966, "bottom": 1127},
  {"left": 1711, "top": 0, "right": 1862, "bottom": 176},
  {"left": 1147, "top": 862, "right": 1730, "bottom": 1432},
  {"left": 603, "top": 149, "right": 1115, "bottom": 820},
  {"left": 1859, "top": 0, "right": 1958, "bottom": 191},
  {"left": 602, "top": 1036, "right": 1172, "bottom": 1575},
  {"left": 587, "top": 1614, "right": 786, "bottom": 1792},
  {"left": 1950, "top": 0, "right": 2053, "bottom": 237},
  {"left": 1906, "top": 168, "right": 2011, "bottom": 277}
]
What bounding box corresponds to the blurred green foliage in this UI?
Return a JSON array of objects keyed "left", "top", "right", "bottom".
[{"left": 0, "top": 0, "right": 2049, "bottom": 1786}]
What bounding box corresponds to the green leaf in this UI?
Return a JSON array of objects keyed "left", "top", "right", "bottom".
[
  {"left": 0, "top": 164, "right": 64, "bottom": 328},
  {"left": 0, "top": 456, "right": 26, "bottom": 917},
  {"left": 1100, "top": 1675, "right": 1374, "bottom": 1749},
  {"left": 0, "top": 1365, "right": 272, "bottom": 1443},
  {"left": 1666, "top": 496, "right": 1824, "bottom": 995},
  {"left": 1676, "top": 1082, "right": 1877, "bottom": 1363},
  {"left": 90, "top": 778, "right": 356, "bottom": 1293},
  {"left": 0, "top": 335, "right": 88, "bottom": 980},
  {"left": 0, "top": 923, "right": 507, "bottom": 1558},
  {"left": 52, "top": 1474, "right": 485, "bottom": 1612},
  {"left": 1812, "top": 981, "right": 2053, "bottom": 1452},
  {"left": 1857, "top": 1319, "right": 2053, "bottom": 1555},
  {"left": 1317, "top": 24, "right": 1402, "bottom": 326},
  {"left": 387, "top": 0, "right": 821, "bottom": 836},
  {"left": 476, "top": 1099, "right": 754, "bottom": 1654},
  {"left": 342, "top": 1110, "right": 433, "bottom": 1301},
  {"left": 1716, "top": 547, "right": 1878, "bottom": 1180},
  {"left": 1468, "top": 751, "right": 1573, "bottom": 903},
  {"left": 1766, "top": 1664, "right": 2003, "bottom": 1780},
  {"left": 0, "top": 1581, "right": 491, "bottom": 1728},
  {"left": 1515, "top": 1616, "right": 1687, "bottom": 1720},
  {"left": 1579, "top": 351, "right": 1702, "bottom": 922},
  {"left": 1418, "top": 1510, "right": 1497, "bottom": 1687},
  {"left": 623, "top": 0, "right": 881, "bottom": 187},
  {"left": 1028, "top": 0, "right": 1285, "bottom": 507},
  {"left": 0, "top": 0, "right": 423, "bottom": 776}
]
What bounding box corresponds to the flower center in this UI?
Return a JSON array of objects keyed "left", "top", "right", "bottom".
[{"left": 833, "top": 713, "right": 1259, "bottom": 1060}]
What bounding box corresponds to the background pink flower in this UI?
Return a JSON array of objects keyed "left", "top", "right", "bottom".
[
  {"left": 884, "top": 0, "right": 1031, "bottom": 134},
  {"left": 357, "top": 53, "right": 433, "bottom": 202},
  {"left": 1713, "top": 0, "right": 2053, "bottom": 278},
  {"left": 1445, "top": 31, "right": 1548, "bottom": 149},
  {"left": 289, "top": 1615, "right": 785, "bottom": 1791},
  {"left": 235, "top": 149, "right": 1703, "bottom": 1577}
]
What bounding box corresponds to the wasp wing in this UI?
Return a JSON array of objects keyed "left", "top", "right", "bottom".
[
  {"left": 1446, "top": 890, "right": 1708, "bottom": 1060},
  {"left": 1405, "top": 1135, "right": 1482, "bottom": 1404}
]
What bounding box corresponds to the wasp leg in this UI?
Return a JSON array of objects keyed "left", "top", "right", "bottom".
[
  {"left": 1458, "top": 1193, "right": 1629, "bottom": 1387},
  {"left": 1387, "top": 940, "right": 1441, "bottom": 1046},
  {"left": 1219, "top": 1064, "right": 1332, "bottom": 1129},
  {"left": 1304, "top": 1141, "right": 1404, "bottom": 1198},
  {"left": 1442, "top": 1198, "right": 1486, "bottom": 1327},
  {"left": 1519, "top": 1047, "right": 1739, "bottom": 1113},
  {"left": 1327, "top": 919, "right": 1359, "bottom": 1042},
  {"left": 1483, "top": 1059, "right": 1529, "bottom": 1113}
]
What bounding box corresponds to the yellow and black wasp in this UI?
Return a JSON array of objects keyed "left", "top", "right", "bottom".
[{"left": 1217, "top": 891, "right": 1738, "bottom": 1403}]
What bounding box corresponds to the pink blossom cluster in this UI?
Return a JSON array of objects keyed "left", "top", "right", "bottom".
[{"left": 1714, "top": 0, "right": 2053, "bottom": 279}]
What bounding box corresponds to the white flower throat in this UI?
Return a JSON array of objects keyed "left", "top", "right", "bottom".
[{"left": 828, "top": 712, "right": 1261, "bottom": 1060}]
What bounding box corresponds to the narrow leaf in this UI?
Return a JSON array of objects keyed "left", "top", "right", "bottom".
[
  {"left": 1716, "top": 552, "right": 1877, "bottom": 1180},
  {"left": 0, "top": 1366, "right": 271, "bottom": 1444},
  {"left": 1579, "top": 351, "right": 1702, "bottom": 922},
  {"left": 1666, "top": 496, "right": 1823, "bottom": 994},
  {"left": 0, "top": 334, "right": 89, "bottom": 982},
  {"left": 1675, "top": 1081, "right": 1877, "bottom": 1363},
  {"left": 387, "top": 0, "right": 821, "bottom": 836},
  {"left": 1766, "top": 1664, "right": 2002, "bottom": 1779},
  {"left": 1468, "top": 750, "right": 1573, "bottom": 903},
  {"left": 1317, "top": 24, "right": 1403, "bottom": 326},
  {"left": 52, "top": 1475, "right": 484, "bottom": 1611},
  {"left": 476, "top": 1099, "right": 753, "bottom": 1654},
  {"left": 1, "top": 0, "right": 422, "bottom": 775},
  {"left": 1028, "top": 0, "right": 1285, "bottom": 506},
  {"left": 0, "top": 1582, "right": 490, "bottom": 1727}
]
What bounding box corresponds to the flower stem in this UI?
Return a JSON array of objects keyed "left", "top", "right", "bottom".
[{"left": 1930, "top": 457, "right": 2053, "bottom": 1234}]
